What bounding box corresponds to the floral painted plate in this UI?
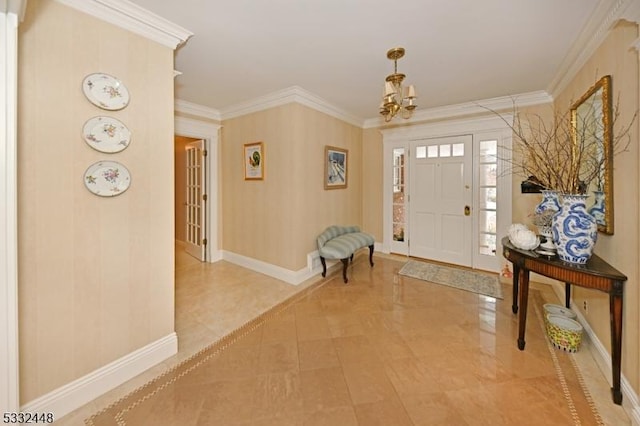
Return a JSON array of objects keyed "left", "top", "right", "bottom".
[
  {"left": 82, "top": 73, "right": 130, "bottom": 110},
  {"left": 83, "top": 161, "right": 131, "bottom": 197},
  {"left": 82, "top": 116, "right": 131, "bottom": 153}
]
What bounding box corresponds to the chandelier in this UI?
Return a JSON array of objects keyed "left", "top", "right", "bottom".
[{"left": 379, "top": 47, "right": 417, "bottom": 122}]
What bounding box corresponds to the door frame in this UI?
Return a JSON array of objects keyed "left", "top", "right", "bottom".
[
  {"left": 175, "top": 117, "right": 222, "bottom": 262},
  {"left": 1, "top": 3, "right": 24, "bottom": 414},
  {"left": 381, "top": 115, "right": 513, "bottom": 271}
]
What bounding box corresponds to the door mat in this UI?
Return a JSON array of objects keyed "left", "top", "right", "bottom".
[{"left": 398, "top": 259, "right": 503, "bottom": 299}]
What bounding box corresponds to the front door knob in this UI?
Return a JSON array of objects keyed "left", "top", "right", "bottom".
[{"left": 464, "top": 205, "right": 471, "bottom": 216}]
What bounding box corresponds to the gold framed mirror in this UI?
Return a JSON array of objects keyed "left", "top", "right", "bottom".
[{"left": 571, "top": 75, "right": 614, "bottom": 235}]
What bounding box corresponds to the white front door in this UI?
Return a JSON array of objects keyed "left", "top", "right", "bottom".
[
  {"left": 185, "top": 140, "right": 207, "bottom": 261},
  {"left": 409, "top": 135, "right": 473, "bottom": 266}
]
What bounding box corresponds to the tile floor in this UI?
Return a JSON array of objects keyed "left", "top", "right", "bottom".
[{"left": 56, "top": 248, "right": 631, "bottom": 425}]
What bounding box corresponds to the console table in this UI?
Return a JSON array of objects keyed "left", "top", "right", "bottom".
[{"left": 501, "top": 237, "right": 627, "bottom": 405}]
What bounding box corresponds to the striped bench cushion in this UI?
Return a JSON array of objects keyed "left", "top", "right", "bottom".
[{"left": 317, "top": 226, "right": 374, "bottom": 260}]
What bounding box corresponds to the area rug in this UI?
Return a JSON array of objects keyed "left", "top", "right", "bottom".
[{"left": 398, "top": 259, "right": 503, "bottom": 299}]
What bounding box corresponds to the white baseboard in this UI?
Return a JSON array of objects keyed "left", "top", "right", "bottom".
[
  {"left": 222, "top": 250, "right": 323, "bottom": 285},
  {"left": 549, "top": 282, "right": 639, "bottom": 421},
  {"left": 306, "top": 249, "right": 342, "bottom": 273},
  {"left": 222, "top": 245, "right": 379, "bottom": 286},
  {"left": 209, "top": 248, "right": 223, "bottom": 263},
  {"left": 21, "top": 332, "right": 177, "bottom": 421}
]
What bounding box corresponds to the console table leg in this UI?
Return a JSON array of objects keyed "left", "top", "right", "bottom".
[
  {"left": 565, "top": 283, "right": 571, "bottom": 308},
  {"left": 517, "top": 269, "right": 530, "bottom": 350},
  {"left": 610, "top": 282, "right": 624, "bottom": 404},
  {"left": 512, "top": 264, "right": 520, "bottom": 314}
]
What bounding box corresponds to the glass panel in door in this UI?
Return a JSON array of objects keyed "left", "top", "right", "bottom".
[
  {"left": 478, "top": 139, "right": 497, "bottom": 257},
  {"left": 185, "top": 140, "right": 207, "bottom": 261},
  {"left": 391, "top": 148, "right": 407, "bottom": 253}
]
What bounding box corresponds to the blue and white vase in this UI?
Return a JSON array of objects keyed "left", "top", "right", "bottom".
[
  {"left": 535, "top": 190, "right": 560, "bottom": 238},
  {"left": 588, "top": 190, "right": 605, "bottom": 226},
  {"left": 535, "top": 190, "right": 561, "bottom": 215},
  {"left": 552, "top": 194, "right": 598, "bottom": 264}
]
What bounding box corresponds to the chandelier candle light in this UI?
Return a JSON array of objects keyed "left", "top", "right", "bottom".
[{"left": 379, "top": 47, "right": 417, "bottom": 122}]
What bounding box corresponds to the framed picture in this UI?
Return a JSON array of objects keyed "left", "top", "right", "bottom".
[
  {"left": 244, "top": 142, "right": 264, "bottom": 180},
  {"left": 324, "top": 146, "right": 348, "bottom": 189}
]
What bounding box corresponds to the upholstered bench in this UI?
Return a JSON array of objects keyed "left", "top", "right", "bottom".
[{"left": 316, "top": 225, "right": 375, "bottom": 283}]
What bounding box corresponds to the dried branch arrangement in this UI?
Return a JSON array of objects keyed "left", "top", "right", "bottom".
[{"left": 482, "top": 98, "right": 635, "bottom": 194}]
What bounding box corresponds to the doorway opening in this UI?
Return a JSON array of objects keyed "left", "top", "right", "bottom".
[
  {"left": 175, "top": 136, "right": 206, "bottom": 261},
  {"left": 382, "top": 116, "right": 512, "bottom": 273},
  {"left": 173, "top": 116, "right": 221, "bottom": 263}
]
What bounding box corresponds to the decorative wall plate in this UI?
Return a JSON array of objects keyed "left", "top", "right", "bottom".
[
  {"left": 84, "top": 161, "right": 131, "bottom": 197},
  {"left": 82, "top": 73, "right": 130, "bottom": 110},
  {"left": 82, "top": 116, "right": 131, "bottom": 153}
]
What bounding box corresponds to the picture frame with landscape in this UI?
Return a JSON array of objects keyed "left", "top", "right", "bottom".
[{"left": 324, "top": 146, "right": 348, "bottom": 189}]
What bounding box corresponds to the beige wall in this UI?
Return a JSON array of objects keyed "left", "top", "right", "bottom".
[
  {"left": 553, "top": 21, "right": 639, "bottom": 392},
  {"left": 362, "top": 128, "right": 384, "bottom": 241},
  {"left": 18, "top": 0, "right": 176, "bottom": 402},
  {"left": 221, "top": 104, "right": 363, "bottom": 270}
]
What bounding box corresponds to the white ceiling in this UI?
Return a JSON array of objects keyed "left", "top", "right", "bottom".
[{"left": 128, "top": 0, "right": 600, "bottom": 122}]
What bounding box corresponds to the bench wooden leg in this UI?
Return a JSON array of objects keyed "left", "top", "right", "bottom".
[
  {"left": 341, "top": 258, "right": 349, "bottom": 283},
  {"left": 368, "top": 245, "right": 374, "bottom": 267},
  {"left": 320, "top": 257, "right": 327, "bottom": 277}
]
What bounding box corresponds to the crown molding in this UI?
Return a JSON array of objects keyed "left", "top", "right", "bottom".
[
  {"left": 179, "top": 89, "right": 550, "bottom": 130},
  {"left": 54, "top": 0, "right": 192, "bottom": 49},
  {"left": 182, "top": 88, "right": 550, "bottom": 130},
  {"left": 547, "top": 0, "right": 636, "bottom": 98},
  {"left": 1, "top": 0, "right": 27, "bottom": 20},
  {"left": 362, "top": 90, "right": 552, "bottom": 129},
  {"left": 174, "top": 99, "right": 221, "bottom": 121},
  {"left": 220, "top": 86, "right": 364, "bottom": 127}
]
